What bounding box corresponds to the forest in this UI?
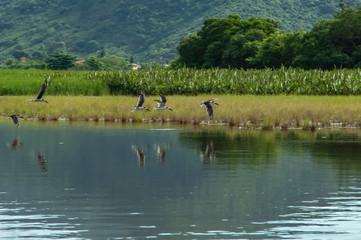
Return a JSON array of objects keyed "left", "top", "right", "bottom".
[
  {"left": 0, "top": 0, "right": 341, "bottom": 64},
  {"left": 171, "top": 2, "right": 361, "bottom": 70}
]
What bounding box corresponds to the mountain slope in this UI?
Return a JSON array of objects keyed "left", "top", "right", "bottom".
[{"left": 0, "top": 0, "right": 341, "bottom": 63}]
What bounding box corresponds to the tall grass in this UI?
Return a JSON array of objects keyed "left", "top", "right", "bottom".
[
  {"left": 96, "top": 67, "right": 361, "bottom": 95},
  {"left": 3, "top": 68, "right": 361, "bottom": 96},
  {"left": 2, "top": 95, "right": 361, "bottom": 128},
  {"left": 0, "top": 69, "right": 105, "bottom": 96}
]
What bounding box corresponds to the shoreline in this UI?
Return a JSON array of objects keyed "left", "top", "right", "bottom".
[{"left": 2, "top": 95, "right": 361, "bottom": 130}]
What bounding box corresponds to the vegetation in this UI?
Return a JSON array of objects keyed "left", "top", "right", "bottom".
[
  {"left": 1, "top": 95, "right": 361, "bottom": 129},
  {"left": 2, "top": 54, "right": 133, "bottom": 71},
  {"left": 172, "top": 3, "right": 361, "bottom": 70},
  {"left": 4, "top": 68, "right": 361, "bottom": 96},
  {"left": 0, "top": 69, "right": 104, "bottom": 96},
  {"left": 0, "top": 0, "right": 341, "bottom": 62},
  {"left": 46, "top": 52, "right": 77, "bottom": 70}
]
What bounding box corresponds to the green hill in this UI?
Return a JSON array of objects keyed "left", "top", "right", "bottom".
[{"left": 0, "top": 0, "right": 341, "bottom": 63}]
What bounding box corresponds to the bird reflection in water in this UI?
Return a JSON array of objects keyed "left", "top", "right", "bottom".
[
  {"left": 11, "top": 136, "right": 23, "bottom": 150},
  {"left": 200, "top": 140, "right": 216, "bottom": 164},
  {"left": 132, "top": 145, "right": 146, "bottom": 169},
  {"left": 154, "top": 144, "right": 170, "bottom": 164},
  {"left": 36, "top": 151, "right": 48, "bottom": 176}
]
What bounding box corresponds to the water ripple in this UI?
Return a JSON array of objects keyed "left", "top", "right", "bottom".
[
  {"left": 254, "top": 186, "right": 361, "bottom": 239},
  {"left": 0, "top": 202, "right": 86, "bottom": 240}
]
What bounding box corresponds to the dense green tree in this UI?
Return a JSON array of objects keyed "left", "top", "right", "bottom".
[
  {"left": 175, "top": 15, "right": 279, "bottom": 69},
  {"left": 46, "top": 52, "right": 77, "bottom": 70},
  {"left": 222, "top": 29, "right": 267, "bottom": 68},
  {"left": 12, "top": 49, "right": 28, "bottom": 60},
  {"left": 292, "top": 4, "right": 361, "bottom": 69},
  {"left": 173, "top": 3, "right": 361, "bottom": 70},
  {"left": 97, "top": 49, "right": 106, "bottom": 58},
  {"left": 85, "top": 57, "right": 105, "bottom": 70}
]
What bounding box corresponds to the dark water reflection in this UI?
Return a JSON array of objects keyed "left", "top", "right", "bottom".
[{"left": 1, "top": 120, "right": 361, "bottom": 239}]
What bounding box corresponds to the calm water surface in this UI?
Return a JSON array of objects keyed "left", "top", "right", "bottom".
[{"left": 1, "top": 120, "right": 361, "bottom": 239}]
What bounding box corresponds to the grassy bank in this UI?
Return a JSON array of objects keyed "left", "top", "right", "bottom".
[{"left": 1, "top": 95, "right": 361, "bottom": 129}]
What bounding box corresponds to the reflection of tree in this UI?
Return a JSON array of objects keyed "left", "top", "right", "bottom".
[
  {"left": 37, "top": 151, "right": 48, "bottom": 176},
  {"left": 308, "top": 132, "right": 361, "bottom": 173},
  {"left": 11, "top": 136, "right": 23, "bottom": 150},
  {"left": 179, "top": 130, "right": 280, "bottom": 168}
]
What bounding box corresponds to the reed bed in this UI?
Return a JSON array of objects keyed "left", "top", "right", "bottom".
[
  {"left": 88, "top": 67, "right": 361, "bottom": 95},
  {"left": 3, "top": 68, "right": 361, "bottom": 96},
  {"left": 1, "top": 95, "right": 361, "bottom": 129}
]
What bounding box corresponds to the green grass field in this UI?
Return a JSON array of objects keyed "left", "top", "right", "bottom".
[
  {"left": 1, "top": 95, "right": 361, "bottom": 129},
  {"left": 2, "top": 69, "right": 361, "bottom": 129},
  {"left": 3, "top": 68, "right": 361, "bottom": 96}
]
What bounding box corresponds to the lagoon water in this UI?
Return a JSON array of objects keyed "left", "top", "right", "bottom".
[{"left": 1, "top": 119, "right": 361, "bottom": 239}]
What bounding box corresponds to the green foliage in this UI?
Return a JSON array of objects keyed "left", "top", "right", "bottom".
[
  {"left": 0, "top": 69, "right": 104, "bottom": 96},
  {"left": 3, "top": 59, "right": 47, "bottom": 69},
  {"left": 4, "top": 67, "right": 361, "bottom": 96},
  {"left": 46, "top": 52, "right": 77, "bottom": 70},
  {"left": 97, "top": 49, "right": 106, "bottom": 58},
  {"left": 100, "top": 55, "right": 132, "bottom": 70},
  {"left": 84, "top": 57, "right": 105, "bottom": 71},
  {"left": 175, "top": 4, "right": 361, "bottom": 70},
  {"left": 89, "top": 67, "right": 361, "bottom": 96},
  {"left": 176, "top": 15, "right": 279, "bottom": 69},
  {"left": 0, "top": 0, "right": 342, "bottom": 62}
]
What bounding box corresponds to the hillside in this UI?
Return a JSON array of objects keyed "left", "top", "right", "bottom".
[{"left": 0, "top": 0, "right": 341, "bottom": 63}]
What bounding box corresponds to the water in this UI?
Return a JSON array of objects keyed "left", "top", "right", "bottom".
[{"left": 1, "top": 120, "right": 361, "bottom": 239}]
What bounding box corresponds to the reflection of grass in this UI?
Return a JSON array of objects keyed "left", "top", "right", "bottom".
[{"left": 1, "top": 95, "right": 361, "bottom": 128}]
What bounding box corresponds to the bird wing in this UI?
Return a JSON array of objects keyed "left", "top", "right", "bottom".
[
  {"left": 204, "top": 102, "right": 213, "bottom": 119},
  {"left": 154, "top": 100, "right": 165, "bottom": 108},
  {"left": 36, "top": 82, "right": 47, "bottom": 99},
  {"left": 159, "top": 93, "right": 167, "bottom": 103},
  {"left": 137, "top": 92, "right": 145, "bottom": 107},
  {"left": 10, "top": 115, "right": 19, "bottom": 126},
  {"left": 201, "top": 99, "right": 216, "bottom": 106}
]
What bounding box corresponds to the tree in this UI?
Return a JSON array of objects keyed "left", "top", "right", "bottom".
[
  {"left": 46, "top": 52, "right": 77, "bottom": 70},
  {"left": 175, "top": 15, "right": 279, "bottom": 69},
  {"left": 85, "top": 57, "right": 105, "bottom": 70},
  {"left": 222, "top": 29, "right": 267, "bottom": 68},
  {"left": 12, "top": 49, "right": 28, "bottom": 60},
  {"left": 97, "top": 49, "right": 106, "bottom": 58}
]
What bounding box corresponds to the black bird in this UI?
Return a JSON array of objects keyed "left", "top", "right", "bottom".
[
  {"left": 131, "top": 89, "right": 150, "bottom": 112},
  {"left": 8, "top": 114, "right": 24, "bottom": 128},
  {"left": 154, "top": 93, "right": 173, "bottom": 111},
  {"left": 200, "top": 99, "right": 219, "bottom": 120},
  {"left": 31, "top": 78, "right": 48, "bottom": 103}
]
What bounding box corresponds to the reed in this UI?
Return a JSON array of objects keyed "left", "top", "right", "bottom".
[
  {"left": 3, "top": 68, "right": 361, "bottom": 96},
  {"left": 2, "top": 95, "right": 361, "bottom": 128}
]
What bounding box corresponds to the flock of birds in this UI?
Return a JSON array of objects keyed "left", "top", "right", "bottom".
[
  {"left": 131, "top": 89, "right": 219, "bottom": 119},
  {"left": 7, "top": 78, "right": 220, "bottom": 128}
]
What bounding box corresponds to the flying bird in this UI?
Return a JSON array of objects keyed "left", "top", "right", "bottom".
[
  {"left": 200, "top": 99, "right": 219, "bottom": 120},
  {"left": 200, "top": 99, "right": 218, "bottom": 107},
  {"left": 131, "top": 89, "right": 150, "bottom": 112},
  {"left": 8, "top": 114, "right": 24, "bottom": 128},
  {"left": 154, "top": 93, "right": 173, "bottom": 111},
  {"left": 31, "top": 78, "right": 48, "bottom": 103}
]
